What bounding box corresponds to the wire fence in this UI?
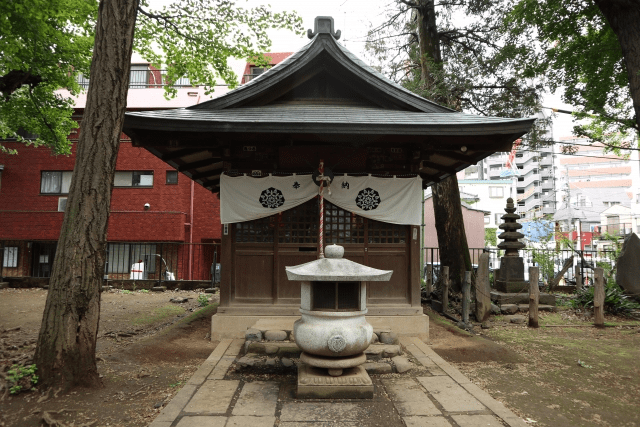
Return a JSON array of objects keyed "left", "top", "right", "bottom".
[{"left": 422, "top": 246, "right": 618, "bottom": 288}]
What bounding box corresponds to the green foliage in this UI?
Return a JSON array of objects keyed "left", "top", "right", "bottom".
[
  {"left": 532, "top": 249, "right": 556, "bottom": 283},
  {"left": 7, "top": 364, "right": 38, "bottom": 394},
  {"left": 134, "top": 0, "right": 304, "bottom": 98},
  {"left": 0, "top": 0, "right": 97, "bottom": 154},
  {"left": 139, "top": 289, "right": 149, "bottom": 293},
  {"left": 197, "top": 294, "right": 209, "bottom": 307},
  {"left": 122, "top": 290, "right": 132, "bottom": 294},
  {"left": 484, "top": 228, "right": 497, "bottom": 247},
  {"left": 571, "top": 277, "right": 640, "bottom": 316},
  {"left": 507, "top": 0, "right": 638, "bottom": 143},
  {"left": 365, "top": 1, "right": 550, "bottom": 148},
  {"left": 1, "top": 0, "right": 304, "bottom": 154}
]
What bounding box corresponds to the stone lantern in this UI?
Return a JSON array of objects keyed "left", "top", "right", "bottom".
[{"left": 285, "top": 244, "right": 392, "bottom": 398}]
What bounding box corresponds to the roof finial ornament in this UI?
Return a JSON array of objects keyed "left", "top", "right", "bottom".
[{"left": 307, "top": 16, "right": 341, "bottom": 40}]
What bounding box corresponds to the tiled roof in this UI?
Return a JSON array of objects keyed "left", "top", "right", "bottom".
[
  {"left": 240, "top": 52, "right": 293, "bottom": 84},
  {"left": 125, "top": 105, "right": 534, "bottom": 134}
]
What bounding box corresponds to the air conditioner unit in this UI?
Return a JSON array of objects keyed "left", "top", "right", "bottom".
[{"left": 58, "top": 197, "right": 67, "bottom": 212}]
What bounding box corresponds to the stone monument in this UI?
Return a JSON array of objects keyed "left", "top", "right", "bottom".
[
  {"left": 285, "top": 244, "right": 392, "bottom": 399},
  {"left": 495, "top": 198, "right": 528, "bottom": 293},
  {"left": 616, "top": 232, "right": 640, "bottom": 300}
]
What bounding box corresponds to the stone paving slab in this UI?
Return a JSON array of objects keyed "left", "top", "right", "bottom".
[
  {"left": 403, "top": 416, "right": 453, "bottom": 427},
  {"left": 227, "top": 416, "right": 277, "bottom": 427},
  {"left": 382, "top": 378, "right": 441, "bottom": 416},
  {"left": 184, "top": 380, "right": 239, "bottom": 414},
  {"left": 417, "top": 376, "right": 486, "bottom": 413},
  {"left": 232, "top": 381, "right": 279, "bottom": 416},
  {"left": 280, "top": 402, "right": 365, "bottom": 422},
  {"left": 452, "top": 414, "right": 505, "bottom": 427},
  {"left": 175, "top": 416, "right": 228, "bottom": 427},
  {"left": 151, "top": 335, "right": 530, "bottom": 427}
]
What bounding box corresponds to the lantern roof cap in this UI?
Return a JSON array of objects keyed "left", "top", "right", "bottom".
[{"left": 285, "top": 244, "right": 392, "bottom": 282}]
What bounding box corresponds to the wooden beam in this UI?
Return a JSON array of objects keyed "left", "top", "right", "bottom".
[
  {"left": 189, "top": 169, "right": 222, "bottom": 181},
  {"left": 421, "top": 161, "right": 458, "bottom": 174},
  {"left": 200, "top": 177, "right": 221, "bottom": 188},
  {"left": 161, "top": 148, "right": 200, "bottom": 161},
  {"left": 177, "top": 158, "right": 217, "bottom": 172}
]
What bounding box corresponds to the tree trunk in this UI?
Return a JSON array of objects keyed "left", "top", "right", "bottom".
[
  {"left": 34, "top": 0, "right": 139, "bottom": 390},
  {"left": 595, "top": 0, "right": 640, "bottom": 131},
  {"left": 415, "top": 0, "right": 473, "bottom": 290},
  {"left": 432, "top": 176, "right": 471, "bottom": 291}
]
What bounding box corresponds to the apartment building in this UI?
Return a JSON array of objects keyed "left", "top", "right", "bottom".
[{"left": 0, "top": 64, "right": 229, "bottom": 282}]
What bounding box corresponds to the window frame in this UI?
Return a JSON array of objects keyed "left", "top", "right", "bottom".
[
  {"left": 166, "top": 170, "right": 179, "bottom": 185},
  {"left": 489, "top": 186, "right": 504, "bottom": 198},
  {"left": 113, "top": 171, "right": 154, "bottom": 188},
  {"left": 40, "top": 171, "right": 73, "bottom": 195},
  {"left": 2, "top": 246, "right": 18, "bottom": 268}
]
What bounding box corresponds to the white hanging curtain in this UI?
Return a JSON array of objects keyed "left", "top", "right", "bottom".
[{"left": 220, "top": 174, "right": 422, "bottom": 225}]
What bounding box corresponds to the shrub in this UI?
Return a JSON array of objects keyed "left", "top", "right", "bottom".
[
  {"left": 197, "top": 294, "right": 209, "bottom": 307},
  {"left": 7, "top": 364, "right": 38, "bottom": 394},
  {"left": 571, "top": 277, "right": 640, "bottom": 316}
]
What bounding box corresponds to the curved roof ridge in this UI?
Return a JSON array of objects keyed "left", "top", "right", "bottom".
[{"left": 189, "top": 33, "right": 454, "bottom": 113}]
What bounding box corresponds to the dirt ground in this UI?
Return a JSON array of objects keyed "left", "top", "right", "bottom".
[
  {"left": 1, "top": 288, "right": 639, "bottom": 427},
  {"left": 0, "top": 288, "right": 219, "bottom": 427}
]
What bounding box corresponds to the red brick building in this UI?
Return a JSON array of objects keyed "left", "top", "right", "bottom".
[{"left": 0, "top": 65, "right": 229, "bottom": 281}]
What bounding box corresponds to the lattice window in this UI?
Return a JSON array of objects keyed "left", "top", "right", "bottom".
[
  {"left": 278, "top": 199, "right": 318, "bottom": 244},
  {"left": 234, "top": 216, "right": 275, "bottom": 243},
  {"left": 324, "top": 201, "right": 365, "bottom": 244},
  {"left": 368, "top": 219, "right": 406, "bottom": 244}
]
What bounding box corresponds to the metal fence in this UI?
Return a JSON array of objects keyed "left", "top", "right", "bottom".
[
  {"left": 77, "top": 69, "right": 193, "bottom": 90},
  {"left": 0, "top": 241, "right": 221, "bottom": 282},
  {"left": 422, "top": 246, "right": 618, "bottom": 287}
]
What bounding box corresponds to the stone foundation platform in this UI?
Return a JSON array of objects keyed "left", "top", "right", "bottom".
[{"left": 297, "top": 363, "right": 374, "bottom": 399}]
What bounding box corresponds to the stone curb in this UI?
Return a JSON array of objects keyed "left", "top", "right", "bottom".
[
  {"left": 149, "top": 338, "right": 240, "bottom": 427},
  {"left": 406, "top": 337, "right": 529, "bottom": 427}
]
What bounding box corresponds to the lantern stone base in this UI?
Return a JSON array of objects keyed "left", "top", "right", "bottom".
[
  {"left": 211, "top": 313, "right": 429, "bottom": 341},
  {"left": 297, "top": 362, "right": 373, "bottom": 399}
]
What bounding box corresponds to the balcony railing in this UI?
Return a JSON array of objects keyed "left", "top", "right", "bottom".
[
  {"left": 594, "top": 223, "right": 633, "bottom": 237},
  {"left": 77, "top": 70, "right": 193, "bottom": 89}
]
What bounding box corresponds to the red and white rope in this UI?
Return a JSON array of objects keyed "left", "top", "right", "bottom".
[{"left": 318, "top": 160, "right": 325, "bottom": 259}]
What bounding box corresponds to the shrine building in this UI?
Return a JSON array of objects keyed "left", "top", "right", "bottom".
[{"left": 123, "top": 17, "right": 535, "bottom": 339}]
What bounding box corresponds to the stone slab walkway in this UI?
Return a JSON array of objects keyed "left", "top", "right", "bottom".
[{"left": 149, "top": 337, "right": 528, "bottom": 427}]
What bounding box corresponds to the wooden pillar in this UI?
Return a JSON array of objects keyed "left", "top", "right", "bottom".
[
  {"left": 220, "top": 224, "right": 232, "bottom": 307},
  {"left": 462, "top": 271, "right": 471, "bottom": 324},
  {"left": 442, "top": 266, "right": 449, "bottom": 314},
  {"left": 594, "top": 267, "right": 605, "bottom": 327},
  {"left": 410, "top": 225, "right": 421, "bottom": 307},
  {"left": 529, "top": 266, "right": 539, "bottom": 328}
]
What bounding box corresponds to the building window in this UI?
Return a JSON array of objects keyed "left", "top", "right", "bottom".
[
  {"left": 484, "top": 215, "right": 490, "bottom": 224},
  {"left": 166, "top": 170, "right": 178, "bottom": 185},
  {"left": 41, "top": 171, "right": 73, "bottom": 194},
  {"left": 489, "top": 186, "right": 504, "bottom": 198},
  {"left": 495, "top": 213, "right": 502, "bottom": 224},
  {"left": 114, "top": 171, "right": 153, "bottom": 187},
  {"left": 107, "top": 243, "right": 156, "bottom": 274},
  {"left": 2, "top": 247, "right": 18, "bottom": 268}
]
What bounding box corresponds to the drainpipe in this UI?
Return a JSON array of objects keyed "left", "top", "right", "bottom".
[{"left": 189, "top": 180, "right": 194, "bottom": 280}]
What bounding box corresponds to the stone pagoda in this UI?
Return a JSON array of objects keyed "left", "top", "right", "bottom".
[{"left": 495, "top": 198, "right": 527, "bottom": 293}]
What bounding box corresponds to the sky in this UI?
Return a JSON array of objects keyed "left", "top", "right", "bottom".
[{"left": 145, "top": 0, "right": 577, "bottom": 140}]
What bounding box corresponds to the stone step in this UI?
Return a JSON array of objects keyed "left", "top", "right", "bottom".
[
  {"left": 244, "top": 341, "right": 301, "bottom": 358},
  {"left": 364, "top": 344, "right": 403, "bottom": 360},
  {"left": 491, "top": 290, "right": 556, "bottom": 306}
]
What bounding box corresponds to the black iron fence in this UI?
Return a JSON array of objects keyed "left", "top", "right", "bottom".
[
  {"left": 77, "top": 69, "right": 192, "bottom": 90},
  {"left": 422, "top": 246, "right": 618, "bottom": 288},
  {"left": 0, "top": 241, "right": 221, "bottom": 282}
]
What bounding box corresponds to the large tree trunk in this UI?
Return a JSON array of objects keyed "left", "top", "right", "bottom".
[
  {"left": 416, "top": 0, "right": 472, "bottom": 290},
  {"left": 595, "top": 0, "right": 640, "bottom": 132},
  {"left": 432, "top": 176, "right": 472, "bottom": 291},
  {"left": 34, "top": 0, "right": 139, "bottom": 390}
]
